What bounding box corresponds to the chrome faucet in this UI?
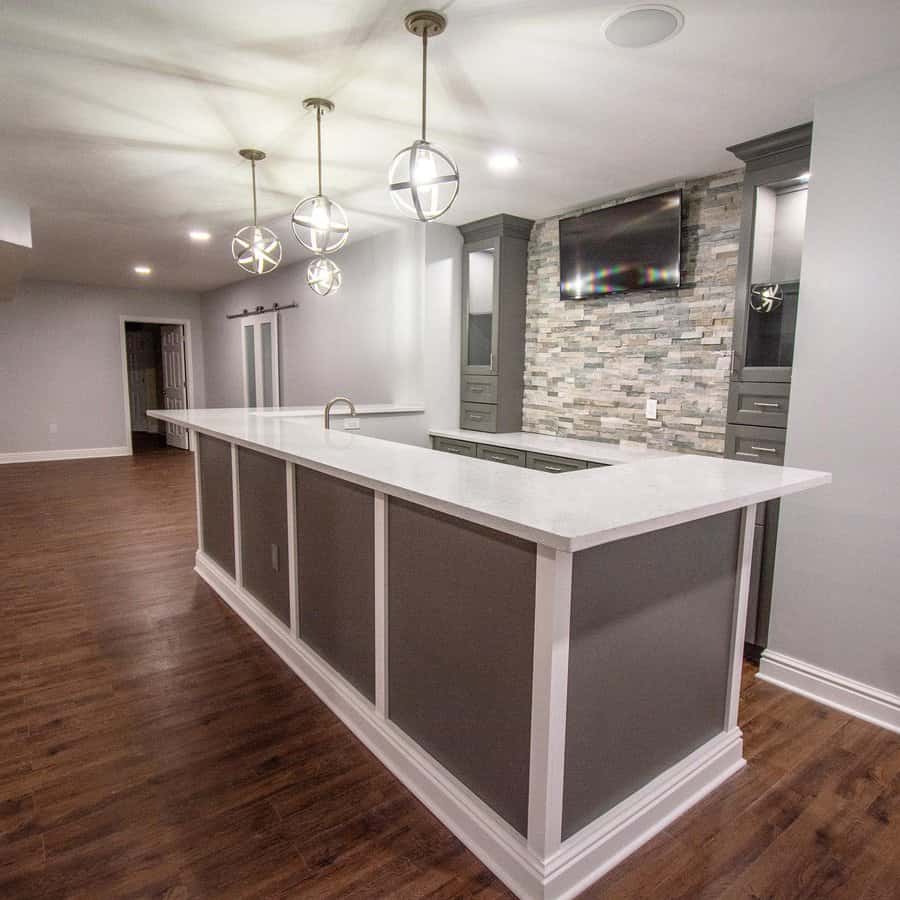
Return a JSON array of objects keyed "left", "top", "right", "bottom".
[{"left": 324, "top": 396, "right": 356, "bottom": 430}]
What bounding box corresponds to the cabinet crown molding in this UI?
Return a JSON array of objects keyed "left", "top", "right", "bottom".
[
  {"left": 726, "top": 122, "right": 813, "bottom": 168},
  {"left": 458, "top": 214, "right": 534, "bottom": 243}
]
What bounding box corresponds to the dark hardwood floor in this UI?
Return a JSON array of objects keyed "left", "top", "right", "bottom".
[{"left": 1, "top": 449, "right": 897, "bottom": 899}]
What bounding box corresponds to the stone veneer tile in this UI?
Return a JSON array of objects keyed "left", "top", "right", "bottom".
[{"left": 522, "top": 169, "right": 743, "bottom": 455}]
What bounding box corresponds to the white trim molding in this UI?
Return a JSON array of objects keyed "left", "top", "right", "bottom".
[
  {"left": 193, "top": 547, "right": 747, "bottom": 900},
  {"left": 758, "top": 650, "right": 900, "bottom": 735},
  {"left": 0, "top": 446, "right": 130, "bottom": 465}
]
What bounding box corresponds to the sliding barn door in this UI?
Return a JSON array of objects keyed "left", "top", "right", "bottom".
[
  {"left": 160, "top": 324, "right": 190, "bottom": 450},
  {"left": 241, "top": 312, "right": 280, "bottom": 408}
]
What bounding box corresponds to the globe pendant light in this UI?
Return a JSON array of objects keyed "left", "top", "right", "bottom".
[
  {"left": 388, "top": 10, "right": 459, "bottom": 222},
  {"left": 307, "top": 255, "right": 342, "bottom": 296},
  {"left": 232, "top": 149, "right": 283, "bottom": 276},
  {"left": 292, "top": 98, "right": 349, "bottom": 254}
]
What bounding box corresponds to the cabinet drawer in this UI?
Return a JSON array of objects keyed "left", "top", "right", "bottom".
[
  {"left": 432, "top": 436, "right": 477, "bottom": 457},
  {"left": 462, "top": 375, "right": 498, "bottom": 404},
  {"left": 725, "top": 425, "right": 785, "bottom": 466},
  {"left": 526, "top": 452, "right": 587, "bottom": 474},
  {"left": 728, "top": 382, "right": 790, "bottom": 428},
  {"left": 460, "top": 402, "right": 497, "bottom": 433},
  {"left": 476, "top": 444, "right": 526, "bottom": 467}
]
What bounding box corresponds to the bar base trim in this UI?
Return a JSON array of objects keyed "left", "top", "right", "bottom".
[{"left": 194, "top": 550, "right": 745, "bottom": 900}]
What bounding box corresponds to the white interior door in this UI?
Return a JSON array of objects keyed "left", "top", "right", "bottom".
[
  {"left": 160, "top": 324, "right": 190, "bottom": 449},
  {"left": 241, "top": 312, "right": 280, "bottom": 408}
]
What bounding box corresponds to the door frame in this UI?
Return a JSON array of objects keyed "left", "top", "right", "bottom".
[
  {"left": 241, "top": 311, "right": 281, "bottom": 408},
  {"left": 119, "top": 316, "right": 196, "bottom": 454}
]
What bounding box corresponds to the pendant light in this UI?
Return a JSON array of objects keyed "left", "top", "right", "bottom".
[
  {"left": 307, "top": 256, "right": 342, "bottom": 296},
  {"left": 232, "top": 149, "right": 283, "bottom": 276},
  {"left": 291, "top": 98, "right": 349, "bottom": 254},
  {"left": 388, "top": 10, "right": 459, "bottom": 222}
]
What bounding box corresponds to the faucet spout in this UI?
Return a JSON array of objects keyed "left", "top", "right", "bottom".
[{"left": 324, "top": 396, "right": 356, "bottom": 430}]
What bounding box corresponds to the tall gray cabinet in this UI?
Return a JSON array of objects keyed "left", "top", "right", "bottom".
[
  {"left": 459, "top": 214, "right": 533, "bottom": 433},
  {"left": 725, "top": 123, "right": 812, "bottom": 654}
]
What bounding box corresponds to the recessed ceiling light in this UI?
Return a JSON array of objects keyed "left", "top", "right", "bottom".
[
  {"left": 488, "top": 151, "right": 519, "bottom": 173},
  {"left": 134, "top": 265, "right": 152, "bottom": 276},
  {"left": 189, "top": 230, "right": 211, "bottom": 241},
  {"left": 604, "top": 5, "right": 684, "bottom": 48}
]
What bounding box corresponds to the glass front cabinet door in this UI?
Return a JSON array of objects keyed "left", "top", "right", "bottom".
[
  {"left": 462, "top": 238, "right": 499, "bottom": 375},
  {"left": 732, "top": 142, "right": 811, "bottom": 384}
]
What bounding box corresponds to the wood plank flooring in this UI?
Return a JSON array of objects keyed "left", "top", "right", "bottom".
[{"left": 1, "top": 449, "right": 898, "bottom": 899}]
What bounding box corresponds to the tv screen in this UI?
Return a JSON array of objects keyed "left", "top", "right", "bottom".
[{"left": 559, "top": 190, "right": 682, "bottom": 299}]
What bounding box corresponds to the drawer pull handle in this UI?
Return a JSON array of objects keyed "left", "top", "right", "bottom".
[
  {"left": 736, "top": 451, "right": 759, "bottom": 458},
  {"left": 486, "top": 454, "right": 508, "bottom": 462},
  {"left": 752, "top": 401, "right": 781, "bottom": 409},
  {"left": 470, "top": 386, "right": 485, "bottom": 392},
  {"left": 443, "top": 447, "right": 462, "bottom": 453},
  {"left": 543, "top": 465, "right": 565, "bottom": 472},
  {"left": 468, "top": 414, "right": 484, "bottom": 420},
  {"left": 750, "top": 445, "right": 778, "bottom": 454}
]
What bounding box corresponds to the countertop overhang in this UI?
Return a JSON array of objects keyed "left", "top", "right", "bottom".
[{"left": 150, "top": 408, "right": 831, "bottom": 552}]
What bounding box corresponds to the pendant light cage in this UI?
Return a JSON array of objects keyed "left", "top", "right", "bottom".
[
  {"left": 232, "top": 149, "right": 283, "bottom": 276},
  {"left": 388, "top": 11, "right": 459, "bottom": 222},
  {"left": 292, "top": 98, "right": 349, "bottom": 254},
  {"left": 307, "top": 255, "right": 342, "bottom": 296}
]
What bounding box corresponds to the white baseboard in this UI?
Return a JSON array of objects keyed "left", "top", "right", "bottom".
[
  {"left": 0, "top": 445, "right": 130, "bottom": 464},
  {"left": 759, "top": 650, "right": 900, "bottom": 735},
  {"left": 195, "top": 550, "right": 746, "bottom": 899}
]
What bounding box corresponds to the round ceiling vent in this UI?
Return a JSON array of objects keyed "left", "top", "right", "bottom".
[{"left": 604, "top": 5, "right": 684, "bottom": 48}]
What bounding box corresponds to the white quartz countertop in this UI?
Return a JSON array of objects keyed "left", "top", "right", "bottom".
[
  {"left": 429, "top": 428, "right": 676, "bottom": 466},
  {"left": 235, "top": 404, "right": 424, "bottom": 418},
  {"left": 150, "top": 408, "right": 830, "bottom": 552}
]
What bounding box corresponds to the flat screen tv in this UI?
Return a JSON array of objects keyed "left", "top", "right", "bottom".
[{"left": 559, "top": 189, "right": 682, "bottom": 299}]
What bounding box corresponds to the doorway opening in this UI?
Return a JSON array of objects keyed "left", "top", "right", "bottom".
[{"left": 121, "top": 318, "right": 193, "bottom": 454}]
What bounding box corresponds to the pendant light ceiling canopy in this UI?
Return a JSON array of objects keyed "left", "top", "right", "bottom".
[
  {"left": 232, "top": 149, "right": 283, "bottom": 276},
  {"left": 292, "top": 98, "right": 349, "bottom": 255},
  {"left": 389, "top": 10, "right": 459, "bottom": 222}
]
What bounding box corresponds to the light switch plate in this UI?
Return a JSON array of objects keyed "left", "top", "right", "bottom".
[
  {"left": 645, "top": 398, "right": 658, "bottom": 420},
  {"left": 343, "top": 418, "right": 361, "bottom": 431}
]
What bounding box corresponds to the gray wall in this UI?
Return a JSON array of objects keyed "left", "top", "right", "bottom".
[
  {"left": 523, "top": 171, "right": 743, "bottom": 454},
  {"left": 0, "top": 279, "right": 205, "bottom": 453},
  {"left": 769, "top": 67, "right": 900, "bottom": 696},
  {"left": 201, "top": 225, "right": 425, "bottom": 411},
  {"left": 423, "top": 222, "right": 463, "bottom": 431}
]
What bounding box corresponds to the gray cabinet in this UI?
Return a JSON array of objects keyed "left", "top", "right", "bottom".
[
  {"left": 432, "top": 437, "right": 596, "bottom": 473},
  {"left": 728, "top": 123, "right": 811, "bottom": 385},
  {"left": 476, "top": 444, "right": 526, "bottom": 467},
  {"left": 526, "top": 452, "right": 587, "bottom": 474},
  {"left": 459, "top": 214, "right": 533, "bottom": 433},
  {"left": 725, "top": 123, "right": 812, "bottom": 654}
]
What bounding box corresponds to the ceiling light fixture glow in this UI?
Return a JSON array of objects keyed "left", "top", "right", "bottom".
[
  {"left": 488, "top": 151, "right": 519, "bottom": 173},
  {"left": 134, "top": 265, "right": 152, "bottom": 275},
  {"left": 232, "top": 149, "right": 283, "bottom": 276},
  {"left": 292, "top": 98, "right": 349, "bottom": 259},
  {"left": 189, "top": 230, "right": 211, "bottom": 241},
  {"left": 388, "top": 10, "right": 459, "bottom": 222},
  {"left": 604, "top": 5, "right": 684, "bottom": 48}
]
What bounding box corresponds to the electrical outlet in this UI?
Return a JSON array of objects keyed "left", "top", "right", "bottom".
[
  {"left": 645, "top": 398, "right": 658, "bottom": 420},
  {"left": 343, "top": 417, "right": 361, "bottom": 431},
  {"left": 49, "top": 423, "right": 58, "bottom": 434}
]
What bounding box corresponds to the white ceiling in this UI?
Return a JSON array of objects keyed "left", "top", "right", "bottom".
[{"left": 2, "top": 0, "right": 900, "bottom": 293}]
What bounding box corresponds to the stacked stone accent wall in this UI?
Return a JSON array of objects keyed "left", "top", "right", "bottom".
[{"left": 523, "top": 169, "right": 743, "bottom": 455}]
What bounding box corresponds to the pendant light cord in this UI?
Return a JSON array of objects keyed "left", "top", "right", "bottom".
[
  {"left": 316, "top": 105, "right": 324, "bottom": 196},
  {"left": 421, "top": 32, "right": 428, "bottom": 141},
  {"left": 250, "top": 158, "right": 258, "bottom": 226}
]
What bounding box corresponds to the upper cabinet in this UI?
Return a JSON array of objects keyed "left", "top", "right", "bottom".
[
  {"left": 462, "top": 239, "right": 499, "bottom": 374},
  {"left": 458, "top": 215, "right": 533, "bottom": 433},
  {"left": 728, "top": 123, "right": 812, "bottom": 383}
]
